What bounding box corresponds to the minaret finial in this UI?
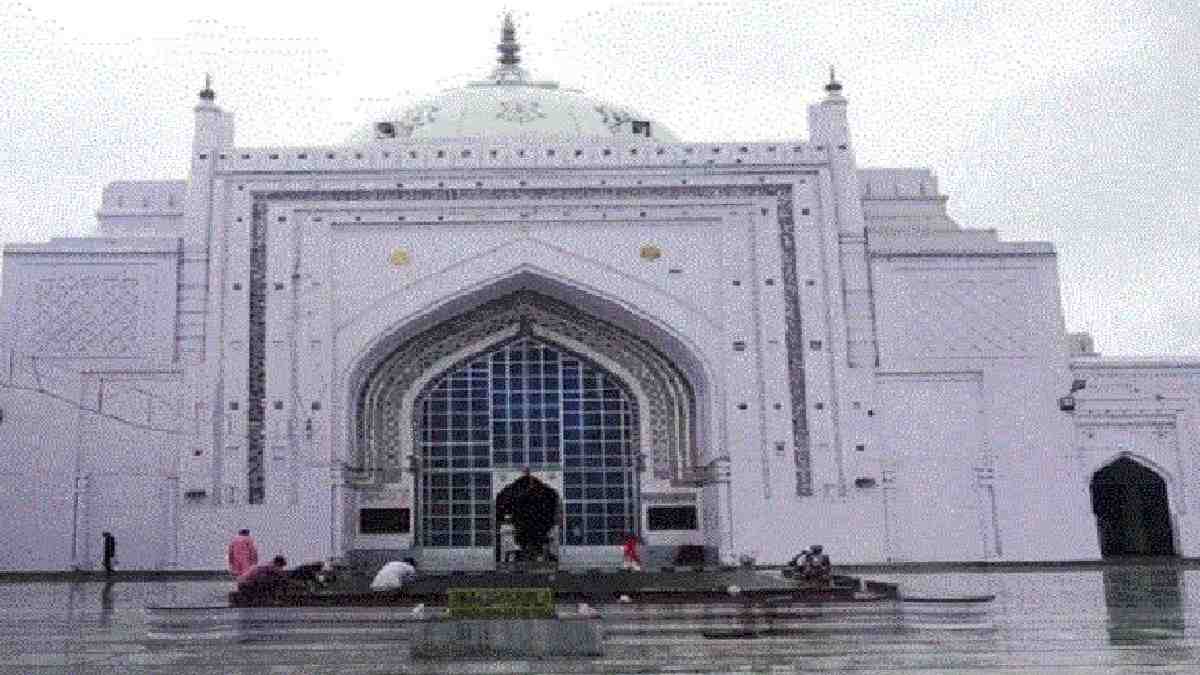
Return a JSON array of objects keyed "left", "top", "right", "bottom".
[
  {"left": 199, "top": 73, "right": 215, "bottom": 102},
  {"left": 498, "top": 13, "right": 520, "bottom": 66},
  {"left": 825, "top": 65, "right": 843, "bottom": 94}
]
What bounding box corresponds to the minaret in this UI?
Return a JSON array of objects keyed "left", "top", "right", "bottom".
[
  {"left": 185, "top": 74, "right": 234, "bottom": 247},
  {"left": 192, "top": 74, "right": 234, "bottom": 151},
  {"left": 808, "top": 66, "right": 863, "bottom": 232},
  {"left": 806, "top": 68, "right": 873, "bottom": 501}
]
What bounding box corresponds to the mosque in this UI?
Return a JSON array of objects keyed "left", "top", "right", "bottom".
[{"left": 1, "top": 18, "right": 1197, "bottom": 572}]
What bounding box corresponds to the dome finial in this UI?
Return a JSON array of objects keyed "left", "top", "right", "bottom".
[
  {"left": 489, "top": 13, "right": 529, "bottom": 83},
  {"left": 498, "top": 13, "right": 520, "bottom": 66},
  {"left": 199, "top": 73, "right": 215, "bottom": 102},
  {"left": 825, "top": 65, "right": 843, "bottom": 94}
]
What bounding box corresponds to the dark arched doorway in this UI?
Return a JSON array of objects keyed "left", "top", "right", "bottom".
[
  {"left": 1091, "top": 457, "right": 1176, "bottom": 557},
  {"left": 495, "top": 473, "right": 560, "bottom": 563}
]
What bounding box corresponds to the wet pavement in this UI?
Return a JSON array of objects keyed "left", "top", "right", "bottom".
[{"left": 2, "top": 566, "right": 1199, "bottom": 673}]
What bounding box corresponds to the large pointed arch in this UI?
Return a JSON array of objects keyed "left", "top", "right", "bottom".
[{"left": 351, "top": 285, "right": 703, "bottom": 486}]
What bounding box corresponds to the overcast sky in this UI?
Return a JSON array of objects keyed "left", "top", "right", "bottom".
[{"left": 1, "top": 0, "right": 1196, "bottom": 357}]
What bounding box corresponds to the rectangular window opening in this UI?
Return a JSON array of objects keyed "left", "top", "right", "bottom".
[
  {"left": 648, "top": 505, "right": 698, "bottom": 531},
  {"left": 360, "top": 507, "right": 411, "bottom": 534}
]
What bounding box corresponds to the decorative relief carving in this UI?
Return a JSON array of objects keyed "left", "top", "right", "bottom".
[
  {"left": 247, "top": 202, "right": 268, "bottom": 504},
  {"left": 882, "top": 274, "right": 1034, "bottom": 357},
  {"left": 594, "top": 105, "right": 633, "bottom": 133},
  {"left": 496, "top": 100, "right": 546, "bottom": 124},
  {"left": 27, "top": 275, "right": 140, "bottom": 356},
  {"left": 395, "top": 105, "right": 440, "bottom": 137}
]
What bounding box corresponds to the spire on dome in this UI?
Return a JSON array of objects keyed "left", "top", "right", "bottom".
[
  {"left": 490, "top": 13, "right": 529, "bottom": 83},
  {"left": 824, "top": 66, "right": 843, "bottom": 94},
  {"left": 498, "top": 13, "right": 520, "bottom": 66},
  {"left": 199, "top": 73, "right": 215, "bottom": 102}
]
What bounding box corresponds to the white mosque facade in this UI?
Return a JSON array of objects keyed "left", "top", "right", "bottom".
[{"left": 2, "top": 23, "right": 1199, "bottom": 572}]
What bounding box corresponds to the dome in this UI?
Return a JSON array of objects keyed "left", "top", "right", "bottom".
[{"left": 355, "top": 16, "right": 678, "bottom": 144}]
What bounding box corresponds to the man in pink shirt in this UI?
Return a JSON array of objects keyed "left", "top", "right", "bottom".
[{"left": 227, "top": 529, "right": 259, "bottom": 578}]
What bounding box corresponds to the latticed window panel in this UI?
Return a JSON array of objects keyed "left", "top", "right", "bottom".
[
  {"left": 416, "top": 337, "right": 637, "bottom": 547},
  {"left": 559, "top": 357, "right": 637, "bottom": 545}
]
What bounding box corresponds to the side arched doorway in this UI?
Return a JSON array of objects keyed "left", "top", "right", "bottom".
[{"left": 1091, "top": 457, "right": 1176, "bottom": 557}]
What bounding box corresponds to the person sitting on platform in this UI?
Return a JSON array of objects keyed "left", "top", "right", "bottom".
[
  {"left": 288, "top": 560, "right": 337, "bottom": 591},
  {"left": 236, "top": 555, "right": 294, "bottom": 600},
  {"left": 800, "top": 545, "right": 831, "bottom": 586},
  {"left": 370, "top": 557, "right": 417, "bottom": 592}
]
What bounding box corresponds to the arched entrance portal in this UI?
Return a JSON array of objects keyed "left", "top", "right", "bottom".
[
  {"left": 413, "top": 337, "right": 640, "bottom": 559},
  {"left": 496, "top": 473, "right": 560, "bottom": 563},
  {"left": 1091, "top": 457, "right": 1176, "bottom": 557}
]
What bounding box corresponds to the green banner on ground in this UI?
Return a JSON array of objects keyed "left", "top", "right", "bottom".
[{"left": 447, "top": 587, "right": 555, "bottom": 619}]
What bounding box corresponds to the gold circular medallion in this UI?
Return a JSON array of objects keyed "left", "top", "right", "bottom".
[
  {"left": 389, "top": 249, "right": 410, "bottom": 266},
  {"left": 639, "top": 245, "right": 662, "bottom": 261}
]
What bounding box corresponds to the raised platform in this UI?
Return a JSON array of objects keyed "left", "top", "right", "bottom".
[{"left": 228, "top": 568, "right": 898, "bottom": 607}]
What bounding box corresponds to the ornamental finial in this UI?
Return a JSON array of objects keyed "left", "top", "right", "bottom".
[
  {"left": 825, "top": 65, "right": 843, "bottom": 94},
  {"left": 497, "top": 13, "right": 521, "bottom": 66},
  {"left": 199, "top": 73, "right": 215, "bottom": 102}
]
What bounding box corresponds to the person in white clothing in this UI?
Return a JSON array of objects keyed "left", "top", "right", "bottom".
[{"left": 369, "top": 557, "right": 417, "bottom": 591}]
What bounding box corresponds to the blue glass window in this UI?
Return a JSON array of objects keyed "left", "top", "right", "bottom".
[{"left": 417, "top": 338, "right": 637, "bottom": 547}]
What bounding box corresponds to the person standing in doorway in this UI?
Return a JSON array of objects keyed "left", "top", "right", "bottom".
[
  {"left": 622, "top": 533, "right": 643, "bottom": 572},
  {"left": 101, "top": 532, "right": 117, "bottom": 577},
  {"left": 227, "top": 529, "right": 259, "bottom": 578},
  {"left": 499, "top": 514, "right": 517, "bottom": 566}
]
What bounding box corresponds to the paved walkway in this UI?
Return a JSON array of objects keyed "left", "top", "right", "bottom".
[{"left": 1, "top": 569, "right": 1199, "bottom": 673}]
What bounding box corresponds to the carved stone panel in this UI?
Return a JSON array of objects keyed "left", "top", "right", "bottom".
[{"left": 26, "top": 275, "right": 140, "bottom": 356}]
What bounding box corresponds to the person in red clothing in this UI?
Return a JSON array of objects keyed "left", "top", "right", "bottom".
[
  {"left": 621, "top": 533, "right": 643, "bottom": 572},
  {"left": 227, "top": 528, "right": 259, "bottom": 578},
  {"left": 236, "top": 555, "right": 291, "bottom": 599}
]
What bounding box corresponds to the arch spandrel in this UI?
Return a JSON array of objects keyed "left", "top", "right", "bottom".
[
  {"left": 339, "top": 253, "right": 717, "bottom": 401},
  {"left": 355, "top": 290, "right": 702, "bottom": 485}
]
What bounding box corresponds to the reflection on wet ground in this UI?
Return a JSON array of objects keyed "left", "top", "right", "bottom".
[
  {"left": 1, "top": 567, "right": 1199, "bottom": 673},
  {"left": 1104, "top": 567, "right": 1186, "bottom": 643}
]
